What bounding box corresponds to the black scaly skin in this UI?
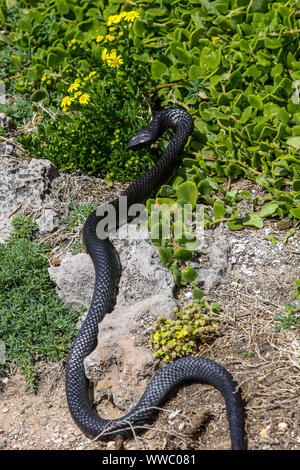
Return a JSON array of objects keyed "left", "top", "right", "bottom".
[{"left": 65, "top": 108, "right": 246, "bottom": 450}]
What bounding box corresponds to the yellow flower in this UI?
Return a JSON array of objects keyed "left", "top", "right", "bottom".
[
  {"left": 68, "top": 79, "right": 80, "bottom": 93},
  {"left": 74, "top": 91, "right": 82, "bottom": 98},
  {"left": 60, "top": 96, "right": 75, "bottom": 108},
  {"left": 118, "top": 31, "right": 124, "bottom": 37},
  {"left": 109, "top": 27, "right": 117, "bottom": 32},
  {"left": 41, "top": 76, "right": 47, "bottom": 82},
  {"left": 101, "top": 48, "right": 109, "bottom": 62},
  {"left": 176, "top": 329, "right": 189, "bottom": 339},
  {"left": 107, "top": 49, "right": 123, "bottom": 68},
  {"left": 89, "top": 71, "right": 96, "bottom": 78},
  {"left": 70, "top": 38, "right": 77, "bottom": 45},
  {"left": 153, "top": 332, "right": 160, "bottom": 343},
  {"left": 46, "top": 79, "right": 51, "bottom": 85},
  {"left": 96, "top": 35, "right": 104, "bottom": 43},
  {"left": 123, "top": 11, "right": 140, "bottom": 22},
  {"left": 79, "top": 93, "right": 90, "bottom": 105},
  {"left": 106, "top": 34, "right": 116, "bottom": 42},
  {"left": 107, "top": 14, "right": 122, "bottom": 26}
]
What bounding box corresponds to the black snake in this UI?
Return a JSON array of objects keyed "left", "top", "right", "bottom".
[{"left": 65, "top": 107, "right": 246, "bottom": 450}]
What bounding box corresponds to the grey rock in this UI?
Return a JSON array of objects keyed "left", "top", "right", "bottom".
[
  {"left": 48, "top": 253, "right": 95, "bottom": 312},
  {"left": 36, "top": 208, "right": 60, "bottom": 234},
  {"left": 0, "top": 157, "right": 58, "bottom": 242},
  {"left": 0, "top": 142, "right": 14, "bottom": 156},
  {"left": 0, "top": 113, "right": 14, "bottom": 130},
  {"left": 191, "top": 224, "right": 230, "bottom": 292}
]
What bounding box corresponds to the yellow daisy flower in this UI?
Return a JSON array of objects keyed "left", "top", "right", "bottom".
[
  {"left": 107, "top": 14, "right": 122, "bottom": 26},
  {"left": 79, "top": 93, "right": 90, "bottom": 105},
  {"left": 74, "top": 91, "right": 82, "bottom": 98},
  {"left": 107, "top": 49, "right": 123, "bottom": 68},
  {"left": 41, "top": 75, "right": 47, "bottom": 82},
  {"left": 96, "top": 35, "right": 104, "bottom": 43},
  {"left": 67, "top": 79, "right": 80, "bottom": 93},
  {"left": 106, "top": 34, "right": 116, "bottom": 42},
  {"left": 60, "top": 96, "right": 75, "bottom": 108},
  {"left": 123, "top": 11, "right": 140, "bottom": 22},
  {"left": 101, "top": 48, "right": 109, "bottom": 62}
]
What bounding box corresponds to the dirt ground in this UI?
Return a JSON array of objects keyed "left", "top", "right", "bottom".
[{"left": 0, "top": 167, "right": 299, "bottom": 451}]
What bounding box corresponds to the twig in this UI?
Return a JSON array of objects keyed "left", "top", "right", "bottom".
[{"left": 6, "top": 203, "right": 22, "bottom": 219}]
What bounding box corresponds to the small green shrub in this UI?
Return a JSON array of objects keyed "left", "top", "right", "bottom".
[
  {"left": 274, "top": 280, "right": 300, "bottom": 331},
  {"left": 61, "top": 201, "right": 98, "bottom": 233},
  {"left": 18, "top": 67, "right": 156, "bottom": 180},
  {"left": 149, "top": 299, "right": 219, "bottom": 363},
  {"left": 0, "top": 215, "right": 82, "bottom": 389}
]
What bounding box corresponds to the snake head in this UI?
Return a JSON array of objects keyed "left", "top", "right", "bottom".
[{"left": 127, "top": 128, "right": 156, "bottom": 151}]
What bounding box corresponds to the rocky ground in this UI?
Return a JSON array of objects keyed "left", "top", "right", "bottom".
[{"left": 0, "top": 123, "right": 299, "bottom": 451}]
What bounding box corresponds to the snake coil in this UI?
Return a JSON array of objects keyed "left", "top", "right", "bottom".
[{"left": 65, "top": 108, "right": 246, "bottom": 450}]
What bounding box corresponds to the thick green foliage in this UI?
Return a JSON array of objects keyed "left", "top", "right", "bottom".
[{"left": 0, "top": 216, "right": 82, "bottom": 389}]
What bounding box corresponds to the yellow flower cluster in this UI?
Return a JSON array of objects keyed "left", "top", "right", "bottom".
[
  {"left": 101, "top": 48, "right": 123, "bottom": 68},
  {"left": 41, "top": 74, "right": 52, "bottom": 86},
  {"left": 107, "top": 10, "right": 139, "bottom": 26},
  {"left": 60, "top": 75, "right": 95, "bottom": 111},
  {"left": 95, "top": 10, "right": 139, "bottom": 66}
]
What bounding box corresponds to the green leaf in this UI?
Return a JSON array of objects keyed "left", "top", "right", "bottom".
[
  {"left": 56, "top": 0, "right": 70, "bottom": 15},
  {"left": 243, "top": 212, "right": 264, "bottom": 229},
  {"left": 259, "top": 202, "right": 279, "bottom": 218},
  {"left": 181, "top": 266, "right": 198, "bottom": 285},
  {"left": 226, "top": 221, "right": 244, "bottom": 231},
  {"left": 19, "top": 18, "right": 32, "bottom": 33},
  {"left": 290, "top": 208, "right": 300, "bottom": 219},
  {"left": 213, "top": 201, "right": 226, "bottom": 219},
  {"left": 151, "top": 60, "right": 168, "bottom": 79},
  {"left": 286, "top": 136, "right": 300, "bottom": 150},
  {"left": 174, "top": 248, "right": 193, "bottom": 262},
  {"left": 192, "top": 287, "right": 204, "bottom": 300},
  {"left": 176, "top": 181, "right": 198, "bottom": 209},
  {"left": 30, "top": 88, "right": 49, "bottom": 103},
  {"left": 158, "top": 247, "right": 174, "bottom": 268},
  {"left": 200, "top": 47, "right": 221, "bottom": 72}
]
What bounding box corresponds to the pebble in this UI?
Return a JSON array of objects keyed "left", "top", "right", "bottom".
[
  {"left": 178, "top": 422, "right": 185, "bottom": 431},
  {"left": 277, "top": 422, "right": 288, "bottom": 432},
  {"left": 106, "top": 441, "right": 115, "bottom": 450},
  {"left": 184, "top": 292, "right": 192, "bottom": 299},
  {"left": 0, "top": 442, "right": 6, "bottom": 449},
  {"left": 1, "top": 407, "right": 9, "bottom": 414}
]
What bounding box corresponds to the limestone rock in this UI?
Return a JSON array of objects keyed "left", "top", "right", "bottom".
[
  {"left": 0, "top": 113, "right": 14, "bottom": 131},
  {"left": 0, "top": 157, "right": 58, "bottom": 242},
  {"left": 48, "top": 253, "right": 95, "bottom": 312}
]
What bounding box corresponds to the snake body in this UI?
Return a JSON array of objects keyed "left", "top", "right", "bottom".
[{"left": 65, "top": 108, "right": 246, "bottom": 450}]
